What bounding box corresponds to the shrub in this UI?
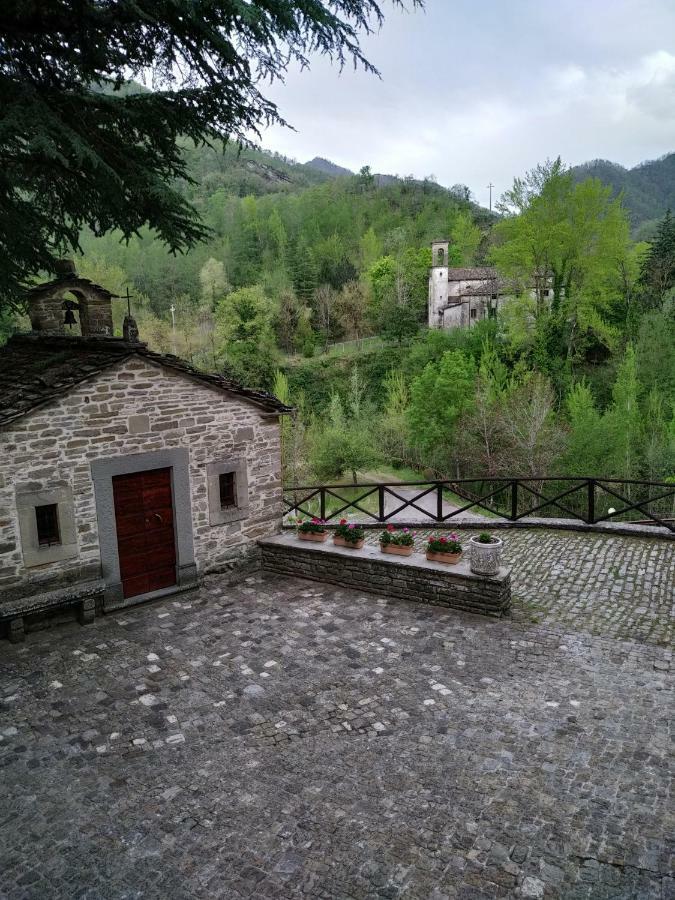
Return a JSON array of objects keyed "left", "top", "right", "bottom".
[{"left": 476, "top": 532, "right": 495, "bottom": 544}]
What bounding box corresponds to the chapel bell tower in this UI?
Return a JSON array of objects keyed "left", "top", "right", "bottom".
[
  {"left": 27, "top": 260, "right": 117, "bottom": 338},
  {"left": 429, "top": 239, "right": 450, "bottom": 327}
]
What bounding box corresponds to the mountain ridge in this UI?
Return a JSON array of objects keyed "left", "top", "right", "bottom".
[
  {"left": 304, "top": 150, "right": 675, "bottom": 233},
  {"left": 569, "top": 152, "right": 675, "bottom": 234}
]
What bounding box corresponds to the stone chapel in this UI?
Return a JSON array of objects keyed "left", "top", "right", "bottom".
[
  {"left": 427, "top": 240, "right": 506, "bottom": 330},
  {"left": 0, "top": 266, "right": 290, "bottom": 640}
]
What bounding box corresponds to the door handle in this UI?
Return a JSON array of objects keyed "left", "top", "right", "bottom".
[{"left": 154, "top": 513, "right": 163, "bottom": 524}]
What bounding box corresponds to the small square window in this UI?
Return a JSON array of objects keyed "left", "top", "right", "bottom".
[
  {"left": 470, "top": 308, "right": 477, "bottom": 319},
  {"left": 35, "top": 503, "right": 61, "bottom": 546},
  {"left": 207, "top": 459, "right": 249, "bottom": 526},
  {"left": 219, "top": 472, "right": 236, "bottom": 509}
]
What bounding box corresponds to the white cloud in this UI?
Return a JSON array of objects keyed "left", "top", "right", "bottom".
[{"left": 258, "top": 2, "right": 675, "bottom": 208}]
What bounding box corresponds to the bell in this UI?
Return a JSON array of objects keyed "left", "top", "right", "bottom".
[{"left": 61, "top": 298, "right": 80, "bottom": 328}]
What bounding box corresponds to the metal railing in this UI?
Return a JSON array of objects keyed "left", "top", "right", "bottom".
[{"left": 283, "top": 477, "right": 675, "bottom": 533}]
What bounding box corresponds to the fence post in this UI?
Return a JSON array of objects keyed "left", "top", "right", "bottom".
[
  {"left": 378, "top": 485, "right": 385, "bottom": 522},
  {"left": 320, "top": 488, "right": 326, "bottom": 522},
  {"left": 436, "top": 483, "right": 443, "bottom": 522},
  {"left": 587, "top": 479, "right": 595, "bottom": 524},
  {"left": 510, "top": 480, "right": 518, "bottom": 520}
]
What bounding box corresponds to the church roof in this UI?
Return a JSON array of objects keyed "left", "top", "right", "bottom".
[
  {"left": 0, "top": 335, "right": 291, "bottom": 427},
  {"left": 26, "top": 274, "right": 120, "bottom": 298},
  {"left": 446, "top": 267, "right": 497, "bottom": 281},
  {"left": 460, "top": 281, "right": 504, "bottom": 297}
]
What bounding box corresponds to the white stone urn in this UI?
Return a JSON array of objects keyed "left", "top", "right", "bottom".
[{"left": 469, "top": 534, "right": 503, "bottom": 576}]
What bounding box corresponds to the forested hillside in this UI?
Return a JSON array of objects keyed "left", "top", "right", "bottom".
[
  {"left": 72, "top": 143, "right": 490, "bottom": 370},
  {"left": 571, "top": 152, "right": 675, "bottom": 236},
  {"left": 5, "top": 147, "right": 674, "bottom": 488}
]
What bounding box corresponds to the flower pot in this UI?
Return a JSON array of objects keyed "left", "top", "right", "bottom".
[
  {"left": 298, "top": 530, "right": 328, "bottom": 543},
  {"left": 333, "top": 535, "right": 365, "bottom": 550},
  {"left": 426, "top": 550, "right": 462, "bottom": 565},
  {"left": 469, "top": 535, "right": 503, "bottom": 576},
  {"left": 380, "top": 543, "right": 413, "bottom": 557}
]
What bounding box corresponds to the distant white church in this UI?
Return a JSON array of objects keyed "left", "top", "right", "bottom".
[
  {"left": 428, "top": 240, "right": 505, "bottom": 330},
  {"left": 428, "top": 239, "right": 555, "bottom": 330}
]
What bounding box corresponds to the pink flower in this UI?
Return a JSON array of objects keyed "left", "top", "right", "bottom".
[
  {"left": 348, "top": 523, "right": 355, "bottom": 529},
  {"left": 311, "top": 517, "right": 319, "bottom": 524},
  {"left": 450, "top": 532, "right": 458, "bottom": 541}
]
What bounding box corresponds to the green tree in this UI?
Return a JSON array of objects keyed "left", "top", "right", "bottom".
[
  {"left": 639, "top": 209, "right": 675, "bottom": 305},
  {"left": 455, "top": 340, "right": 509, "bottom": 475},
  {"left": 359, "top": 227, "right": 382, "bottom": 271},
  {"left": 1, "top": 0, "right": 418, "bottom": 309},
  {"left": 563, "top": 381, "right": 608, "bottom": 475},
  {"left": 408, "top": 350, "right": 476, "bottom": 465},
  {"left": 357, "top": 165, "right": 375, "bottom": 191},
  {"left": 450, "top": 210, "right": 481, "bottom": 266},
  {"left": 335, "top": 280, "right": 369, "bottom": 339},
  {"left": 290, "top": 238, "right": 318, "bottom": 306},
  {"left": 273, "top": 369, "right": 308, "bottom": 487},
  {"left": 309, "top": 369, "right": 379, "bottom": 483},
  {"left": 367, "top": 247, "right": 429, "bottom": 341},
  {"left": 642, "top": 389, "right": 675, "bottom": 482},
  {"left": 377, "top": 370, "right": 412, "bottom": 466},
  {"left": 605, "top": 346, "right": 642, "bottom": 480},
  {"left": 495, "top": 373, "right": 566, "bottom": 476},
  {"left": 199, "top": 258, "right": 229, "bottom": 305},
  {"left": 636, "top": 299, "right": 675, "bottom": 404},
  {"left": 215, "top": 285, "right": 279, "bottom": 388},
  {"left": 492, "top": 160, "right": 632, "bottom": 361}
]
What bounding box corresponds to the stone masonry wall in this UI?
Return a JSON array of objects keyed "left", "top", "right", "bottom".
[
  {"left": 0, "top": 356, "right": 282, "bottom": 604},
  {"left": 259, "top": 535, "right": 511, "bottom": 618}
]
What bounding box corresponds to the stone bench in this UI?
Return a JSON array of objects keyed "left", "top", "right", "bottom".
[
  {"left": 0, "top": 579, "right": 105, "bottom": 642},
  {"left": 259, "top": 534, "right": 511, "bottom": 617}
]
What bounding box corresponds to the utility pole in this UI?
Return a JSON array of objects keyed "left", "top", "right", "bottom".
[{"left": 487, "top": 182, "right": 494, "bottom": 212}]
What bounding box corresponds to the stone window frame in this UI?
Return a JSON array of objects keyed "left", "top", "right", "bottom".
[
  {"left": 206, "top": 458, "right": 250, "bottom": 526},
  {"left": 16, "top": 483, "right": 78, "bottom": 568}
]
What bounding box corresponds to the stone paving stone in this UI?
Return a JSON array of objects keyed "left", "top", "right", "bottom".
[
  {"left": 362, "top": 528, "right": 674, "bottom": 647},
  {"left": 0, "top": 530, "right": 673, "bottom": 899}
]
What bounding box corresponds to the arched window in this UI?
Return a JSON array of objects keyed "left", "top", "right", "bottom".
[{"left": 437, "top": 247, "right": 445, "bottom": 265}]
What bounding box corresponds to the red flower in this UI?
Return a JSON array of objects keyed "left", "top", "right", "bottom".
[
  {"left": 311, "top": 517, "right": 320, "bottom": 524},
  {"left": 386, "top": 524, "right": 395, "bottom": 532},
  {"left": 339, "top": 518, "right": 347, "bottom": 525},
  {"left": 440, "top": 536, "right": 447, "bottom": 543}
]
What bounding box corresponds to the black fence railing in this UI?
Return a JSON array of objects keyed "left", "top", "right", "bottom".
[{"left": 283, "top": 477, "right": 675, "bottom": 533}]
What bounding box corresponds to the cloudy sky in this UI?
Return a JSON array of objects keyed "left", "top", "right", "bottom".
[{"left": 260, "top": 0, "right": 675, "bottom": 208}]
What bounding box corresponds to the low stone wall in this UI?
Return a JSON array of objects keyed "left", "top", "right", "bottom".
[{"left": 259, "top": 534, "right": 511, "bottom": 618}]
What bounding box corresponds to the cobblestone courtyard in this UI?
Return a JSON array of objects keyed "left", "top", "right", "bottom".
[{"left": 0, "top": 530, "right": 672, "bottom": 899}]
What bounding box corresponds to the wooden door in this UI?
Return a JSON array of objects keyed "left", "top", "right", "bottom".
[{"left": 112, "top": 468, "right": 177, "bottom": 598}]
